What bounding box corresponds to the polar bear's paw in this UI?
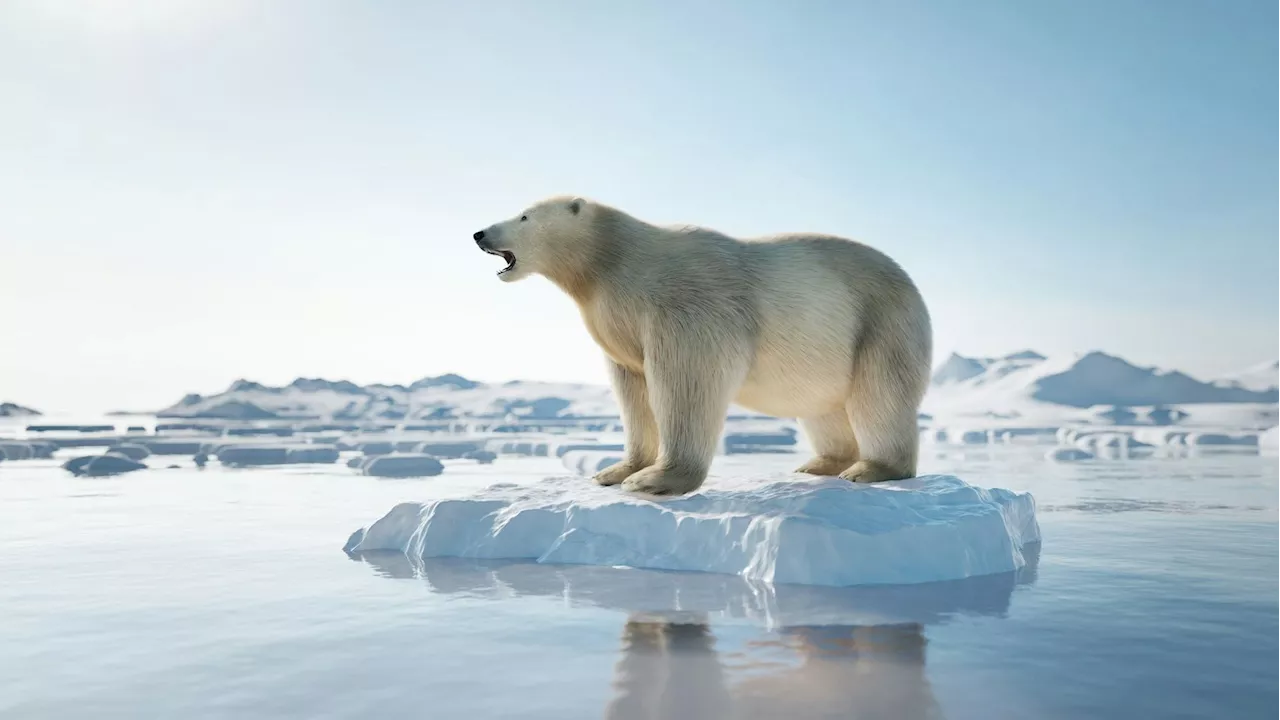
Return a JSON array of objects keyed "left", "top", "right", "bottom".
[
  {"left": 838, "top": 460, "right": 910, "bottom": 484},
  {"left": 795, "top": 455, "right": 857, "bottom": 477},
  {"left": 620, "top": 465, "right": 705, "bottom": 497},
  {"left": 592, "top": 460, "right": 645, "bottom": 487}
]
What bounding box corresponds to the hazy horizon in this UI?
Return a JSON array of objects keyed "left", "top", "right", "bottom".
[
  {"left": 3, "top": 0, "right": 1276, "bottom": 414},
  {"left": 7, "top": 346, "right": 1276, "bottom": 417}
]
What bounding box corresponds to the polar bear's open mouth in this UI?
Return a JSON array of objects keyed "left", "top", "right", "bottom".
[{"left": 482, "top": 247, "right": 517, "bottom": 275}]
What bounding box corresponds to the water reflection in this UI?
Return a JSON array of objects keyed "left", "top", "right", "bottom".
[
  {"left": 349, "top": 544, "right": 1038, "bottom": 629},
  {"left": 605, "top": 616, "right": 941, "bottom": 720},
  {"left": 350, "top": 549, "right": 1037, "bottom": 719}
]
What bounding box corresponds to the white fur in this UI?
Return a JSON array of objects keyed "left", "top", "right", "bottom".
[{"left": 475, "top": 196, "right": 932, "bottom": 495}]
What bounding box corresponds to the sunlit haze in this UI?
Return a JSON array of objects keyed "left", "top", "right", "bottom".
[{"left": 2, "top": 0, "right": 1275, "bottom": 413}]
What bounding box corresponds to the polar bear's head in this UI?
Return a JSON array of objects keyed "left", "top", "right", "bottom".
[{"left": 473, "top": 196, "right": 593, "bottom": 284}]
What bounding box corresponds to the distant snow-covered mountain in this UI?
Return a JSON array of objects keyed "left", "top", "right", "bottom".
[
  {"left": 0, "top": 402, "right": 41, "bottom": 418},
  {"left": 930, "top": 350, "right": 1046, "bottom": 386},
  {"left": 1211, "top": 360, "right": 1280, "bottom": 393},
  {"left": 158, "top": 375, "right": 622, "bottom": 421},
  {"left": 157, "top": 352, "right": 1279, "bottom": 426},
  {"left": 924, "top": 350, "right": 1278, "bottom": 422}
]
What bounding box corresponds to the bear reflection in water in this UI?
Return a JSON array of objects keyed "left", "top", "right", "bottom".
[
  {"left": 605, "top": 616, "right": 938, "bottom": 720},
  {"left": 350, "top": 550, "right": 1037, "bottom": 720}
]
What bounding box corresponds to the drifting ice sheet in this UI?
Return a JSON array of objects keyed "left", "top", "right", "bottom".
[{"left": 345, "top": 474, "right": 1040, "bottom": 587}]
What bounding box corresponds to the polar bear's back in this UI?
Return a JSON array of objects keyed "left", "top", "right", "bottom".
[
  {"left": 731, "top": 233, "right": 931, "bottom": 417},
  {"left": 583, "top": 207, "right": 931, "bottom": 418},
  {"left": 744, "top": 232, "right": 923, "bottom": 308}
]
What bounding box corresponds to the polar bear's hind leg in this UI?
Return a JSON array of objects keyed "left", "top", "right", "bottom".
[
  {"left": 795, "top": 411, "right": 860, "bottom": 476},
  {"left": 840, "top": 318, "right": 929, "bottom": 484}
]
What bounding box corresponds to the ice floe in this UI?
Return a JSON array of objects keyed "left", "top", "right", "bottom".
[{"left": 345, "top": 473, "right": 1039, "bottom": 587}]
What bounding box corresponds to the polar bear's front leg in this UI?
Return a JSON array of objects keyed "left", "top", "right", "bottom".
[
  {"left": 594, "top": 359, "right": 659, "bottom": 487},
  {"left": 621, "top": 339, "right": 746, "bottom": 496}
]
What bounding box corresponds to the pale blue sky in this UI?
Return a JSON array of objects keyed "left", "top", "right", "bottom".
[{"left": 1, "top": 0, "right": 1276, "bottom": 413}]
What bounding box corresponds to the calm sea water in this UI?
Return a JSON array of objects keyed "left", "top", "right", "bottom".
[{"left": 0, "top": 448, "right": 1275, "bottom": 719}]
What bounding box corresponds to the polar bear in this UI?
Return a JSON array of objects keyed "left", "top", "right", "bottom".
[{"left": 473, "top": 196, "right": 932, "bottom": 496}]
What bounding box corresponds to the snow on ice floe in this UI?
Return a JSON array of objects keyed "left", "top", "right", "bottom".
[{"left": 344, "top": 473, "right": 1040, "bottom": 587}]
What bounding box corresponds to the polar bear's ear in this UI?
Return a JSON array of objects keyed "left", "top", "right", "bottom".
[{"left": 568, "top": 197, "right": 586, "bottom": 215}]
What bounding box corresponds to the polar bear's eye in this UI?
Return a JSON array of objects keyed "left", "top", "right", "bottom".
[{"left": 520, "top": 215, "right": 528, "bottom": 222}]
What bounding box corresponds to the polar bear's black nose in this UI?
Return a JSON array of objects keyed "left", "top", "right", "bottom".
[{"left": 473, "top": 230, "right": 486, "bottom": 243}]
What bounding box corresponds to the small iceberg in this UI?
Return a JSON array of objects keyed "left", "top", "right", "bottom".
[
  {"left": 345, "top": 473, "right": 1039, "bottom": 587},
  {"left": 1046, "top": 447, "right": 1094, "bottom": 462},
  {"left": 106, "top": 443, "right": 151, "bottom": 461},
  {"left": 1261, "top": 426, "right": 1279, "bottom": 454},
  {"left": 361, "top": 454, "right": 445, "bottom": 478},
  {"left": 62, "top": 454, "right": 147, "bottom": 477},
  {"left": 217, "top": 445, "right": 292, "bottom": 466}
]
